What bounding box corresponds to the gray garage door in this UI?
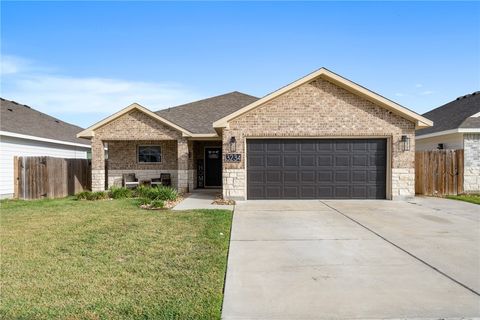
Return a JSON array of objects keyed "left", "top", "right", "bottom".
[{"left": 247, "top": 139, "right": 387, "bottom": 199}]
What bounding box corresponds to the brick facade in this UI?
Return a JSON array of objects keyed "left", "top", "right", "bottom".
[
  {"left": 222, "top": 78, "right": 416, "bottom": 200},
  {"left": 90, "top": 109, "right": 190, "bottom": 192},
  {"left": 88, "top": 78, "right": 419, "bottom": 200}
]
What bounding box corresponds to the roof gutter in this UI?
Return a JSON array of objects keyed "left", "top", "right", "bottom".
[{"left": 1, "top": 131, "right": 91, "bottom": 148}]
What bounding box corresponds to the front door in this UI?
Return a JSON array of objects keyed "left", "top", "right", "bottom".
[{"left": 205, "top": 147, "right": 222, "bottom": 187}]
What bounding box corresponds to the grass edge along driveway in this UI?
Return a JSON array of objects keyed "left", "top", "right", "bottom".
[
  {"left": 446, "top": 194, "right": 480, "bottom": 205},
  {"left": 0, "top": 198, "right": 233, "bottom": 320}
]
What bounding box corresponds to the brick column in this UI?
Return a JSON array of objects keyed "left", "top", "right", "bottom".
[
  {"left": 177, "top": 138, "right": 189, "bottom": 193},
  {"left": 91, "top": 137, "right": 106, "bottom": 191}
]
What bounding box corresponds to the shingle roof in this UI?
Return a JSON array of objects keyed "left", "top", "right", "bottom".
[
  {"left": 0, "top": 98, "right": 90, "bottom": 145},
  {"left": 155, "top": 91, "right": 259, "bottom": 133},
  {"left": 416, "top": 91, "right": 480, "bottom": 136}
]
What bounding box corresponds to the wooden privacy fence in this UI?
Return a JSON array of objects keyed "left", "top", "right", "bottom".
[
  {"left": 14, "top": 156, "right": 91, "bottom": 199},
  {"left": 415, "top": 150, "right": 464, "bottom": 196}
]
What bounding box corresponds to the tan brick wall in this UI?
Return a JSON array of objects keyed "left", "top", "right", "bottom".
[
  {"left": 95, "top": 109, "right": 182, "bottom": 141},
  {"left": 89, "top": 109, "right": 190, "bottom": 192},
  {"left": 222, "top": 78, "right": 416, "bottom": 200},
  {"left": 107, "top": 140, "right": 177, "bottom": 170}
]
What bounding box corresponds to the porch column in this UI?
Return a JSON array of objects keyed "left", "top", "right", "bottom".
[
  {"left": 91, "top": 137, "right": 106, "bottom": 191},
  {"left": 177, "top": 138, "right": 189, "bottom": 193}
]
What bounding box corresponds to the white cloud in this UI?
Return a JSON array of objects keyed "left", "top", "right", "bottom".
[
  {"left": 1, "top": 55, "right": 31, "bottom": 75},
  {"left": 1, "top": 55, "right": 202, "bottom": 118},
  {"left": 420, "top": 90, "right": 434, "bottom": 95},
  {"left": 395, "top": 93, "right": 405, "bottom": 97},
  {"left": 415, "top": 83, "right": 423, "bottom": 88}
]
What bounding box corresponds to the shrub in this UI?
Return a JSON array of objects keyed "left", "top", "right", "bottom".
[
  {"left": 76, "top": 191, "right": 91, "bottom": 200},
  {"left": 76, "top": 191, "right": 109, "bottom": 201},
  {"left": 133, "top": 185, "right": 178, "bottom": 201},
  {"left": 109, "top": 186, "right": 132, "bottom": 199},
  {"left": 133, "top": 185, "right": 151, "bottom": 199},
  {"left": 154, "top": 186, "right": 178, "bottom": 201},
  {"left": 136, "top": 197, "right": 151, "bottom": 206},
  {"left": 150, "top": 199, "right": 164, "bottom": 209}
]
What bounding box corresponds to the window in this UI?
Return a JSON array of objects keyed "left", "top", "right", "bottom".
[{"left": 138, "top": 145, "right": 161, "bottom": 163}]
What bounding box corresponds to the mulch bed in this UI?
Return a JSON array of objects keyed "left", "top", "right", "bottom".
[{"left": 212, "top": 193, "right": 235, "bottom": 205}]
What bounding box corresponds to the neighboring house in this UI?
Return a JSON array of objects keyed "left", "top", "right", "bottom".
[
  {"left": 416, "top": 92, "right": 480, "bottom": 192},
  {"left": 0, "top": 98, "right": 91, "bottom": 198},
  {"left": 78, "top": 68, "right": 432, "bottom": 200}
]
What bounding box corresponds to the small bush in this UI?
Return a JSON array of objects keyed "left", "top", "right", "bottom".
[
  {"left": 136, "top": 197, "right": 151, "bottom": 206},
  {"left": 133, "top": 185, "right": 150, "bottom": 199},
  {"left": 109, "top": 186, "right": 132, "bottom": 199},
  {"left": 150, "top": 199, "right": 164, "bottom": 209},
  {"left": 76, "top": 191, "right": 91, "bottom": 200},
  {"left": 76, "top": 191, "right": 109, "bottom": 201},
  {"left": 155, "top": 186, "right": 178, "bottom": 201}
]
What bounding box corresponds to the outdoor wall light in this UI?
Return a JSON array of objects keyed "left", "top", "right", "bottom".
[
  {"left": 229, "top": 136, "right": 237, "bottom": 153},
  {"left": 401, "top": 135, "right": 410, "bottom": 152}
]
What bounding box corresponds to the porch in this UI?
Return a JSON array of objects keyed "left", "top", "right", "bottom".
[{"left": 91, "top": 138, "right": 223, "bottom": 193}]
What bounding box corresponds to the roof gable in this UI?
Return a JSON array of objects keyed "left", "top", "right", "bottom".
[
  {"left": 213, "top": 68, "right": 433, "bottom": 129},
  {"left": 77, "top": 103, "right": 194, "bottom": 138}
]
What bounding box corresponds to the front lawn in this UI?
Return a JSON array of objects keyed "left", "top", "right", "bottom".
[
  {"left": 446, "top": 194, "right": 480, "bottom": 205},
  {"left": 0, "top": 198, "right": 233, "bottom": 319}
]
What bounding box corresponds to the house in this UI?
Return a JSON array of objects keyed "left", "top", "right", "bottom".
[
  {"left": 416, "top": 92, "right": 480, "bottom": 192},
  {"left": 78, "top": 68, "right": 432, "bottom": 200},
  {"left": 0, "top": 98, "right": 91, "bottom": 198}
]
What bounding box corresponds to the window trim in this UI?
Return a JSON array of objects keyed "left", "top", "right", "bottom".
[{"left": 137, "top": 145, "right": 162, "bottom": 164}]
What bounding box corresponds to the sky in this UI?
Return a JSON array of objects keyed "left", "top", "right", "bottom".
[{"left": 1, "top": 1, "right": 479, "bottom": 128}]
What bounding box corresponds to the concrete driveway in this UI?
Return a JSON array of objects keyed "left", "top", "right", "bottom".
[{"left": 222, "top": 198, "right": 480, "bottom": 319}]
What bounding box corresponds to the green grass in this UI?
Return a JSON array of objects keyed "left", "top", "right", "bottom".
[
  {"left": 0, "top": 198, "right": 233, "bottom": 319},
  {"left": 446, "top": 194, "right": 480, "bottom": 205}
]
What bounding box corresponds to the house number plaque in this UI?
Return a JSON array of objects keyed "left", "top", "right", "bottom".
[{"left": 225, "top": 153, "right": 241, "bottom": 162}]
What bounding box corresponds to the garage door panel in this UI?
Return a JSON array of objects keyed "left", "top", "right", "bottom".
[
  {"left": 370, "top": 154, "right": 386, "bottom": 166},
  {"left": 248, "top": 155, "right": 264, "bottom": 168},
  {"left": 284, "top": 171, "right": 299, "bottom": 183},
  {"left": 352, "top": 185, "right": 368, "bottom": 198},
  {"left": 265, "top": 186, "right": 282, "bottom": 198},
  {"left": 317, "top": 141, "right": 334, "bottom": 151},
  {"left": 283, "top": 141, "right": 299, "bottom": 152},
  {"left": 353, "top": 141, "right": 368, "bottom": 151},
  {"left": 266, "top": 171, "right": 282, "bottom": 183},
  {"left": 335, "top": 155, "right": 350, "bottom": 167},
  {"left": 334, "top": 186, "right": 350, "bottom": 198},
  {"left": 247, "top": 186, "right": 264, "bottom": 199},
  {"left": 300, "top": 186, "right": 316, "bottom": 198},
  {"left": 352, "top": 170, "right": 367, "bottom": 183},
  {"left": 335, "top": 141, "right": 351, "bottom": 152},
  {"left": 335, "top": 171, "right": 350, "bottom": 182},
  {"left": 300, "top": 155, "right": 315, "bottom": 166},
  {"left": 248, "top": 171, "right": 265, "bottom": 184},
  {"left": 266, "top": 141, "right": 282, "bottom": 152},
  {"left": 318, "top": 186, "right": 334, "bottom": 198},
  {"left": 300, "top": 141, "right": 316, "bottom": 152},
  {"left": 318, "top": 155, "right": 333, "bottom": 166},
  {"left": 248, "top": 141, "right": 265, "bottom": 152},
  {"left": 317, "top": 171, "right": 333, "bottom": 183},
  {"left": 284, "top": 186, "right": 299, "bottom": 198},
  {"left": 301, "top": 171, "right": 316, "bottom": 182},
  {"left": 284, "top": 155, "right": 299, "bottom": 167},
  {"left": 247, "top": 139, "right": 386, "bottom": 199},
  {"left": 266, "top": 155, "right": 282, "bottom": 167},
  {"left": 352, "top": 155, "right": 368, "bottom": 167}
]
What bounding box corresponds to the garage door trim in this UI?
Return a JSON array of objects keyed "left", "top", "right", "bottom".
[{"left": 244, "top": 136, "right": 392, "bottom": 200}]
